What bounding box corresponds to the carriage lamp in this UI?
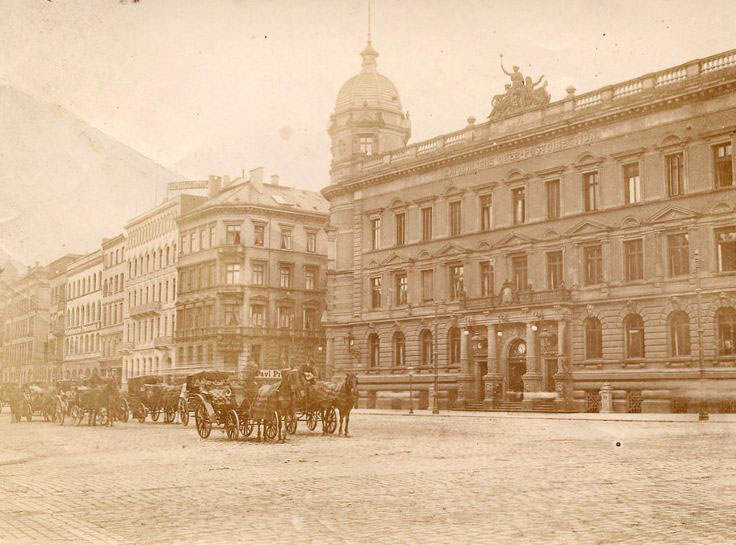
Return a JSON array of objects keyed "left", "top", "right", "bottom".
[
  {"left": 497, "top": 331, "right": 503, "bottom": 337},
  {"left": 531, "top": 324, "right": 538, "bottom": 332}
]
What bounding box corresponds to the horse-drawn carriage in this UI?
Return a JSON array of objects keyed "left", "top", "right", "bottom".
[
  {"left": 127, "top": 375, "right": 170, "bottom": 423},
  {"left": 53, "top": 379, "right": 81, "bottom": 425},
  {"left": 22, "top": 382, "right": 58, "bottom": 422},
  {"left": 288, "top": 371, "right": 359, "bottom": 436},
  {"left": 191, "top": 368, "right": 300, "bottom": 442},
  {"left": 178, "top": 370, "right": 232, "bottom": 427},
  {"left": 68, "top": 375, "right": 122, "bottom": 426}
]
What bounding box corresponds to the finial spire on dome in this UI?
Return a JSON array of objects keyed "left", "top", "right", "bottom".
[{"left": 361, "top": 0, "right": 378, "bottom": 72}]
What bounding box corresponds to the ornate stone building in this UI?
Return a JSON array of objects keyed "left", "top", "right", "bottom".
[
  {"left": 47, "top": 254, "right": 82, "bottom": 380},
  {"left": 174, "top": 170, "right": 329, "bottom": 376},
  {"left": 121, "top": 194, "right": 205, "bottom": 382},
  {"left": 323, "top": 43, "right": 736, "bottom": 412},
  {"left": 63, "top": 251, "right": 103, "bottom": 377},
  {"left": 100, "top": 234, "right": 127, "bottom": 379}
]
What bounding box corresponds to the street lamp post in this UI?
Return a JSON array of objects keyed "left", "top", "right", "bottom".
[
  {"left": 695, "top": 250, "right": 709, "bottom": 421},
  {"left": 409, "top": 369, "right": 414, "bottom": 415},
  {"left": 433, "top": 300, "right": 439, "bottom": 414}
]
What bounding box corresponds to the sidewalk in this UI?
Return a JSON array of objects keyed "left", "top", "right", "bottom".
[{"left": 353, "top": 407, "right": 736, "bottom": 423}]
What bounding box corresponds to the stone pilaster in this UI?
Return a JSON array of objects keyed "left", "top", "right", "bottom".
[
  {"left": 483, "top": 323, "right": 503, "bottom": 409},
  {"left": 554, "top": 319, "right": 574, "bottom": 412}
]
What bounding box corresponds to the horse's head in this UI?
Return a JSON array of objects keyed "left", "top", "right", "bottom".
[{"left": 343, "top": 373, "right": 359, "bottom": 399}]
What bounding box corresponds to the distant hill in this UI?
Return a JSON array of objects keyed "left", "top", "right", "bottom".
[{"left": 0, "top": 85, "right": 180, "bottom": 264}]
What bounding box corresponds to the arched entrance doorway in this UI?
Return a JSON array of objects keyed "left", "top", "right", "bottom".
[{"left": 507, "top": 339, "right": 527, "bottom": 400}]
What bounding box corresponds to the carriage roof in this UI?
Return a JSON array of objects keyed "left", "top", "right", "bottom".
[
  {"left": 185, "top": 370, "right": 233, "bottom": 388},
  {"left": 126, "top": 375, "right": 164, "bottom": 391}
]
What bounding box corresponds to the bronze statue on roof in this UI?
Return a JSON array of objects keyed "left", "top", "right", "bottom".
[{"left": 490, "top": 54, "right": 551, "bottom": 119}]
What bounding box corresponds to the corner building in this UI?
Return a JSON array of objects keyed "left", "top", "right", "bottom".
[
  {"left": 174, "top": 171, "right": 329, "bottom": 376},
  {"left": 323, "top": 44, "right": 736, "bottom": 412}
]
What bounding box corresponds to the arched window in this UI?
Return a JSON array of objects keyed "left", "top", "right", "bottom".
[
  {"left": 420, "top": 330, "right": 433, "bottom": 366},
  {"left": 717, "top": 307, "right": 736, "bottom": 356},
  {"left": 669, "top": 311, "right": 691, "bottom": 357},
  {"left": 392, "top": 332, "right": 405, "bottom": 367},
  {"left": 448, "top": 327, "right": 461, "bottom": 366},
  {"left": 368, "top": 333, "right": 380, "bottom": 367},
  {"left": 624, "top": 314, "right": 645, "bottom": 359},
  {"left": 584, "top": 317, "right": 603, "bottom": 360}
]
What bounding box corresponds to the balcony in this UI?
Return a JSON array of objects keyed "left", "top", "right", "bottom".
[
  {"left": 128, "top": 301, "right": 161, "bottom": 318},
  {"left": 174, "top": 326, "right": 325, "bottom": 341},
  {"left": 153, "top": 336, "right": 174, "bottom": 350},
  {"left": 217, "top": 244, "right": 245, "bottom": 257},
  {"left": 117, "top": 342, "right": 134, "bottom": 355}
]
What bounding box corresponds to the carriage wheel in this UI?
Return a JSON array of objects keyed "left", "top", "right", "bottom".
[
  {"left": 225, "top": 410, "right": 240, "bottom": 440},
  {"left": 194, "top": 404, "right": 212, "bottom": 439},
  {"left": 55, "top": 401, "right": 65, "bottom": 425},
  {"left": 164, "top": 407, "right": 176, "bottom": 424},
  {"left": 119, "top": 399, "right": 129, "bottom": 423},
  {"left": 135, "top": 403, "right": 147, "bottom": 423},
  {"left": 96, "top": 407, "right": 109, "bottom": 426},
  {"left": 263, "top": 411, "right": 279, "bottom": 442},
  {"left": 284, "top": 413, "right": 297, "bottom": 434},
  {"left": 179, "top": 399, "right": 189, "bottom": 426},
  {"left": 71, "top": 405, "right": 84, "bottom": 426},
  {"left": 151, "top": 407, "right": 161, "bottom": 422},
  {"left": 323, "top": 407, "right": 337, "bottom": 434},
  {"left": 306, "top": 411, "right": 318, "bottom": 431}
]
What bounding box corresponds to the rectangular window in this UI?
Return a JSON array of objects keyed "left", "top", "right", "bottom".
[
  {"left": 254, "top": 224, "right": 265, "bottom": 247},
  {"left": 370, "top": 217, "right": 381, "bottom": 250},
  {"left": 512, "top": 187, "right": 526, "bottom": 225},
  {"left": 716, "top": 227, "right": 736, "bottom": 272},
  {"left": 279, "top": 265, "right": 292, "bottom": 288},
  {"left": 584, "top": 245, "right": 602, "bottom": 285},
  {"left": 480, "top": 195, "right": 492, "bottom": 231},
  {"left": 191, "top": 231, "right": 198, "bottom": 253},
  {"left": 252, "top": 263, "right": 265, "bottom": 286},
  {"left": 395, "top": 273, "right": 408, "bottom": 305},
  {"left": 668, "top": 233, "right": 690, "bottom": 277},
  {"left": 714, "top": 143, "right": 733, "bottom": 188},
  {"left": 277, "top": 306, "right": 294, "bottom": 329},
  {"left": 623, "top": 239, "right": 644, "bottom": 282},
  {"left": 250, "top": 304, "right": 265, "bottom": 327},
  {"left": 480, "top": 261, "right": 494, "bottom": 297},
  {"left": 280, "top": 228, "right": 293, "bottom": 250},
  {"left": 421, "top": 207, "right": 433, "bottom": 241},
  {"left": 624, "top": 162, "right": 641, "bottom": 204},
  {"left": 421, "top": 269, "right": 433, "bottom": 302},
  {"left": 306, "top": 232, "right": 316, "bottom": 253},
  {"left": 359, "top": 135, "right": 374, "bottom": 156},
  {"left": 226, "top": 225, "right": 241, "bottom": 245},
  {"left": 223, "top": 302, "right": 240, "bottom": 326},
  {"left": 449, "top": 265, "right": 464, "bottom": 300},
  {"left": 547, "top": 251, "right": 563, "bottom": 289},
  {"left": 395, "top": 213, "right": 406, "bottom": 246},
  {"left": 225, "top": 264, "right": 240, "bottom": 285},
  {"left": 303, "top": 308, "right": 318, "bottom": 331},
  {"left": 200, "top": 229, "right": 207, "bottom": 250},
  {"left": 209, "top": 224, "right": 216, "bottom": 247},
  {"left": 370, "top": 277, "right": 382, "bottom": 309},
  {"left": 546, "top": 179, "right": 560, "bottom": 220},
  {"left": 583, "top": 171, "right": 599, "bottom": 211},
  {"left": 181, "top": 234, "right": 189, "bottom": 255},
  {"left": 666, "top": 152, "right": 684, "bottom": 196},
  {"left": 449, "top": 201, "right": 461, "bottom": 236},
  {"left": 305, "top": 268, "right": 316, "bottom": 290},
  {"left": 511, "top": 255, "right": 527, "bottom": 291}
]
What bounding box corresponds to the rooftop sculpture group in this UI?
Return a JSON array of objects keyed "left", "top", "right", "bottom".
[{"left": 490, "top": 54, "right": 551, "bottom": 119}]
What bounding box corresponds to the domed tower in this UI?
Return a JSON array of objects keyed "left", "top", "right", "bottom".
[{"left": 328, "top": 40, "right": 411, "bottom": 183}]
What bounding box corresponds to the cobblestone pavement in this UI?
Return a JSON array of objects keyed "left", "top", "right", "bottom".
[{"left": 1, "top": 411, "right": 735, "bottom": 545}]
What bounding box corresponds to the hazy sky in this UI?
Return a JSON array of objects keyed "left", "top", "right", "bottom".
[{"left": 1, "top": 0, "right": 735, "bottom": 263}]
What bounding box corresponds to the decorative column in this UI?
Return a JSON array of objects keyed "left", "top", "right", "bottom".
[
  {"left": 522, "top": 321, "right": 543, "bottom": 406},
  {"left": 483, "top": 323, "right": 503, "bottom": 408},
  {"left": 456, "top": 325, "right": 471, "bottom": 408}
]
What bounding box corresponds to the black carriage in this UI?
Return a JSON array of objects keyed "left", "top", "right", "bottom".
[
  {"left": 21, "top": 382, "right": 57, "bottom": 422},
  {"left": 126, "top": 375, "right": 164, "bottom": 423},
  {"left": 179, "top": 370, "right": 232, "bottom": 427}
]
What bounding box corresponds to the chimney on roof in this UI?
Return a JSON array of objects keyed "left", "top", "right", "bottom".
[
  {"left": 270, "top": 174, "right": 280, "bottom": 186},
  {"left": 208, "top": 175, "right": 222, "bottom": 198},
  {"left": 249, "top": 167, "right": 264, "bottom": 193}
]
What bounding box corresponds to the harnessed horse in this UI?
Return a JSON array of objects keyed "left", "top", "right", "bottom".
[{"left": 249, "top": 369, "right": 302, "bottom": 442}]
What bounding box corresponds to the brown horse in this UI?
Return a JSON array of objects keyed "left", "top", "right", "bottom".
[
  {"left": 249, "top": 369, "right": 302, "bottom": 442},
  {"left": 76, "top": 379, "right": 121, "bottom": 426},
  {"left": 334, "top": 373, "right": 359, "bottom": 436}
]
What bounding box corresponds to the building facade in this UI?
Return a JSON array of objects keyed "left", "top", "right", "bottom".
[
  {"left": 175, "top": 170, "right": 329, "bottom": 376},
  {"left": 63, "top": 251, "right": 103, "bottom": 377},
  {"left": 122, "top": 194, "right": 205, "bottom": 381},
  {"left": 100, "top": 234, "right": 127, "bottom": 379},
  {"left": 47, "top": 254, "right": 82, "bottom": 380},
  {"left": 323, "top": 44, "right": 736, "bottom": 412},
  {"left": 0, "top": 264, "right": 52, "bottom": 383}
]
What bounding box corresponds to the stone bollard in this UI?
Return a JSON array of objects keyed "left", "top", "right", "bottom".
[{"left": 600, "top": 382, "right": 613, "bottom": 413}]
